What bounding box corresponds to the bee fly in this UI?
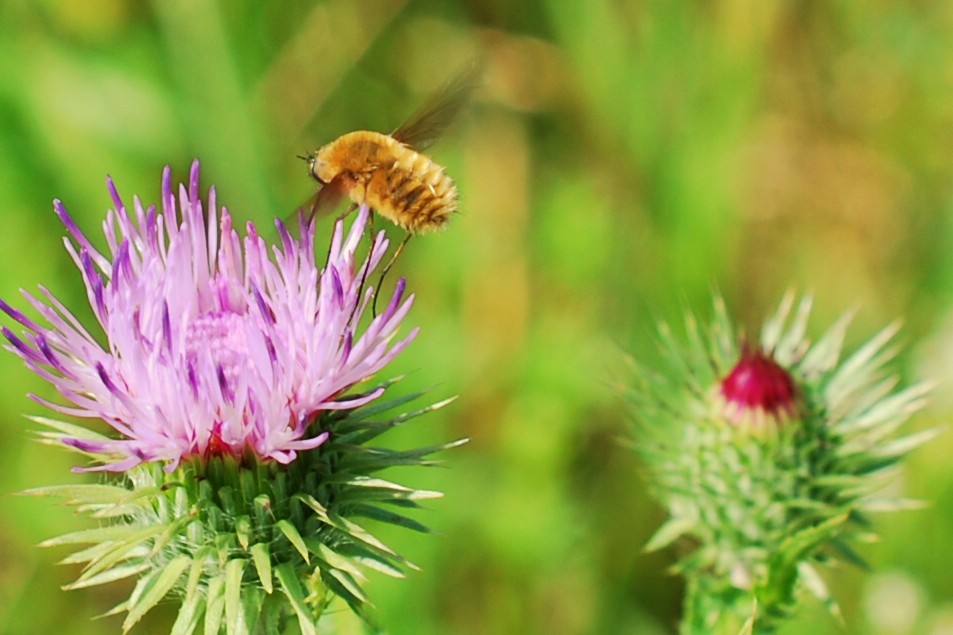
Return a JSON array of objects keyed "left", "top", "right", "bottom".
[{"left": 302, "top": 65, "right": 478, "bottom": 314}]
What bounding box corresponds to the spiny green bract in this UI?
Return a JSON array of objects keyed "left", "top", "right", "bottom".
[
  {"left": 627, "top": 293, "right": 935, "bottom": 634},
  {"left": 26, "top": 380, "right": 463, "bottom": 634}
]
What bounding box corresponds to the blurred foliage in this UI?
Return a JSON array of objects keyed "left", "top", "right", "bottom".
[{"left": 1, "top": 1, "right": 952, "bottom": 634}]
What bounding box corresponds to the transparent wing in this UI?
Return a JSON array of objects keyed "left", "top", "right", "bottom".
[
  {"left": 298, "top": 174, "right": 349, "bottom": 223},
  {"left": 391, "top": 63, "right": 482, "bottom": 150}
]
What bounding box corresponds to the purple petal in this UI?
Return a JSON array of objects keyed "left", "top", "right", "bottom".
[
  {"left": 2, "top": 327, "right": 44, "bottom": 364},
  {"left": 331, "top": 267, "right": 344, "bottom": 308},
  {"left": 217, "top": 365, "right": 233, "bottom": 403},
  {"left": 188, "top": 159, "right": 200, "bottom": 202},
  {"left": 161, "top": 302, "right": 173, "bottom": 356},
  {"left": 0, "top": 298, "right": 40, "bottom": 331},
  {"left": 251, "top": 283, "right": 275, "bottom": 325},
  {"left": 379, "top": 276, "right": 407, "bottom": 319},
  {"left": 35, "top": 335, "right": 70, "bottom": 375}
]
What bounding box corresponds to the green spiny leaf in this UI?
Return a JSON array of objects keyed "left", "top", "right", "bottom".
[
  {"left": 235, "top": 515, "right": 252, "bottom": 550},
  {"left": 783, "top": 497, "right": 835, "bottom": 513},
  {"left": 809, "top": 474, "right": 866, "bottom": 490},
  {"left": 656, "top": 320, "right": 701, "bottom": 393},
  {"left": 838, "top": 385, "right": 930, "bottom": 437},
  {"left": 340, "top": 389, "right": 429, "bottom": 423},
  {"left": 338, "top": 396, "right": 457, "bottom": 445},
  {"left": 333, "top": 476, "right": 437, "bottom": 496},
  {"left": 321, "top": 570, "right": 371, "bottom": 624},
  {"left": 828, "top": 536, "right": 870, "bottom": 570},
  {"left": 62, "top": 562, "right": 149, "bottom": 590},
  {"left": 89, "top": 504, "right": 143, "bottom": 519},
  {"left": 344, "top": 504, "right": 430, "bottom": 533},
  {"left": 800, "top": 311, "right": 852, "bottom": 377},
  {"left": 761, "top": 291, "right": 797, "bottom": 352},
  {"left": 798, "top": 561, "right": 844, "bottom": 624},
  {"left": 59, "top": 540, "right": 136, "bottom": 566},
  {"left": 150, "top": 513, "right": 196, "bottom": 557},
  {"left": 20, "top": 484, "right": 129, "bottom": 505},
  {"left": 832, "top": 375, "right": 900, "bottom": 422},
  {"left": 250, "top": 543, "right": 274, "bottom": 594},
  {"left": 240, "top": 586, "right": 265, "bottom": 635},
  {"left": 170, "top": 590, "right": 205, "bottom": 635},
  {"left": 859, "top": 497, "right": 928, "bottom": 512},
  {"left": 773, "top": 295, "right": 813, "bottom": 364},
  {"left": 776, "top": 514, "right": 849, "bottom": 572},
  {"left": 39, "top": 524, "right": 161, "bottom": 548},
  {"left": 277, "top": 520, "right": 309, "bottom": 563},
  {"left": 327, "top": 512, "right": 398, "bottom": 556},
  {"left": 327, "top": 568, "right": 369, "bottom": 604},
  {"left": 225, "top": 558, "right": 247, "bottom": 635},
  {"left": 305, "top": 540, "right": 366, "bottom": 581},
  {"left": 99, "top": 599, "right": 130, "bottom": 619},
  {"left": 78, "top": 526, "right": 169, "bottom": 581},
  {"left": 122, "top": 555, "right": 190, "bottom": 632},
  {"left": 335, "top": 439, "right": 466, "bottom": 472},
  {"left": 205, "top": 574, "right": 226, "bottom": 635},
  {"left": 275, "top": 563, "right": 317, "bottom": 635},
  {"left": 872, "top": 427, "right": 943, "bottom": 459},
  {"left": 121, "top": 485, "right": 171, "bottom": 503},
  {"left": 186, "top": 547, "right": 211, "bottom": 598},
  {"left": 825, "top": 323, "right": 900, "bottom": 404},
  {"left": 171, "top": 548, "right": 211, "bottom": 635},
  {"left": 644, "top": 517, "right": 696, "bottom": 552},
  {"left": 296, "top": 494, "right": 332, "bottom": 523},
  {"left": 349, "top": 551, "right": 406, "bottom": 578},
  {"left": 259, "top": 598, "right": 283, "bottom": 635}
]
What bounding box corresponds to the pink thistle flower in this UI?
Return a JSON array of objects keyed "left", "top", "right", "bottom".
[{"left": 2, "top": 160, "right": 417, "bottom": 472}]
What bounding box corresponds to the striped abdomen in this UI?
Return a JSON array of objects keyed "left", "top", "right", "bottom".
[{"left": 312, "top": 131, "right": 457, "bottom": 234}]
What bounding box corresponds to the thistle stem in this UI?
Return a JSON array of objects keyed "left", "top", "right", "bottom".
[{"left": 681, "top": 575, "right": 762, "bottom": 635}]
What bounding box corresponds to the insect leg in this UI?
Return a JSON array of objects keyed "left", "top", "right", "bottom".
[
  {"left": 324, "top": 201, "right": 361, "bottom": 269},
  {"left": 347, "top": 210, "right": 377, "bottom": 326},
  {"left": 372, "top": 233, "right": 412, "bottom": 317}
]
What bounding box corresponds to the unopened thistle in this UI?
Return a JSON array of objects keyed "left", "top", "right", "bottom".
[
  {"left": 2, "top": 161, "right": 461, "bottom": 634},
  {"left": 627, "top": 294, "right": 934, "bottom": 635}
]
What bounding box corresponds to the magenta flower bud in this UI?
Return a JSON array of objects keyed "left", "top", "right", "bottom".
[{"left": 719, "top": 346, "right": 798, "bottom": 426}]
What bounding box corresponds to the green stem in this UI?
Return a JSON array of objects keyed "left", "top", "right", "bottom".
[
  {"left": 680, "top": 575, "right": 771, "bottom": 635},
  {"left": 249, "top": 594, "right": 323, "bottom": 635}
]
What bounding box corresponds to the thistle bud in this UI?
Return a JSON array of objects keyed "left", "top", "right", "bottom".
[
  {"left": 628, "top": 294, "right": 933, "bottom": 634},
  {"left": 719, "top": 345, "right": 798, "bottom": 428}
]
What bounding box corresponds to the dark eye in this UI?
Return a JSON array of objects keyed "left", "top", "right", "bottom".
[{"left": 305, "top": 156, "right": 327, "bottom": 184}]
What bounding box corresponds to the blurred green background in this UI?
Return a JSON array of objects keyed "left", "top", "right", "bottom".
[{"left": 1, "top": 1, "right": 953, "bottom": 633}]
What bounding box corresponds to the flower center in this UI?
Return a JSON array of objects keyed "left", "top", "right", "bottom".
[{"left": 185, "top": 311, "right": 251, "bottom": 394}]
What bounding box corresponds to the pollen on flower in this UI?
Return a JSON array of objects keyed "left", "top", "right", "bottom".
[{"left": 719, "top": 346, "right": 799, "bottom": 426}]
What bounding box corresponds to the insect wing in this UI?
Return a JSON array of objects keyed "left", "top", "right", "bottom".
[
  {"left": 391, "top": 64, "right": 481, "bottom": 151},
  {"left": 301, "top": 173, "right": 349, "bottom": 223}
]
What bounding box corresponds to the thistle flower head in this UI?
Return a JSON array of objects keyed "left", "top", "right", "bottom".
[
  {"left": 628, "top": 293, "right": 934, "bottom": 633},
  {"left": 2, "top": 161, "right": 415, "bottom": 472},
  {"left": 3, "top": 162, "right": 461, "bottom": 633}
]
